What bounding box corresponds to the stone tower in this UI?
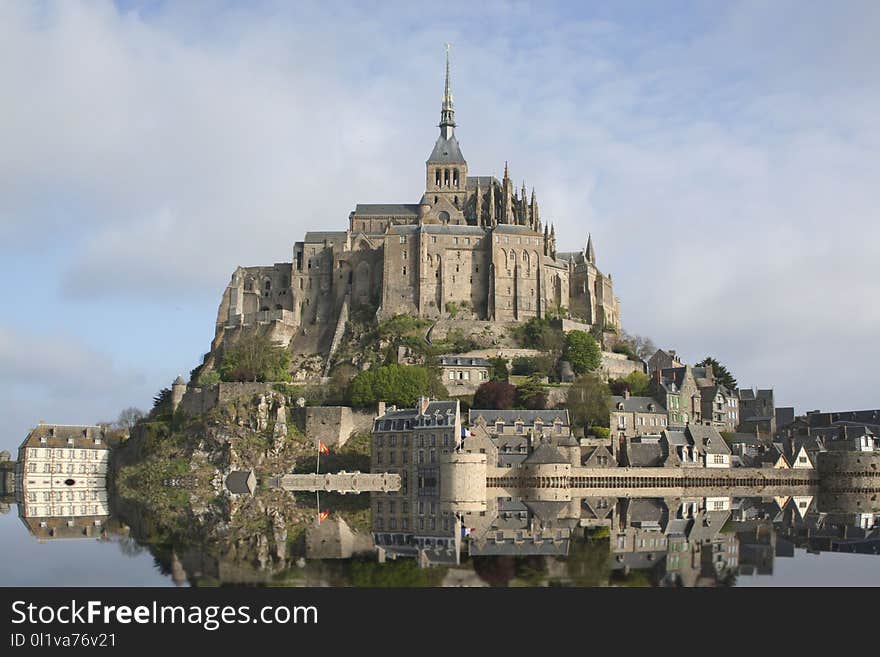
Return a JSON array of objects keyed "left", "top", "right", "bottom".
[{"left": 424, "top": 45, "right": 468, "bottom": 225}]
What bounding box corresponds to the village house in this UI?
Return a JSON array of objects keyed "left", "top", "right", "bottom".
[
  {"left": 737, "top": 388, "right": 776, "bottom": 436},
  {"left": 16, "top": 423, "right": 111, "bottom": 540},
  {"left": 438, "top": 355, "right": 491, "bottom": 394},
  {"left": 651, "top": 365, "right": 702, "bottom": 427}
]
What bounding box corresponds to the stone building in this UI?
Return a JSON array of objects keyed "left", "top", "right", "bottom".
[
  {"left": 737, "top": 388, "right": 776, "bottom": 436},
  {"left": 610, "top": 392, "right": 668, "bottom": 442},
  {"left": 369, "top": 398, "right": 462, "bottom": 564},
  {"left": 16, "top": 424, "right": 110, "bottom": 539},
  {"left": 438, "top": 355, "right": 491, "bottom": 394},
  {"left": 699, "top": 384, "right": 739, "bottom": 433},
  {"left": 647, "top": 349, "right": 682, "bottom": 374},
  {"left": 210, "top": 50, "right": 621, "bottom": 368},
  {"left": 651, "top": 366, "right": 702, "bottom": 428}
]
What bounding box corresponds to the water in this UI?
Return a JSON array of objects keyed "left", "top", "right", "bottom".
[{"left": 2, "top": 485, "right": 878, "bottom": 587}]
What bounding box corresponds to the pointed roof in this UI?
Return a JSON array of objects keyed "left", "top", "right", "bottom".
[
  {"left": 428, "top": 44, "right": 465, "bottom": 164},
  {"left": 586, "top": 233, "right": 596, "bottom": 264},
  {"left": 523, "top": 443, "right": 568, "bottom": 465}
]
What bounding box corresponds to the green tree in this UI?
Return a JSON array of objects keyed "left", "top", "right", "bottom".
[
  {"left": 566, "top": 373, "right": 611, "bottom": 429},
  {"left": 148, "top": 388, "right": 172, "bottom": 421},
  {"left": 696, "top": 356, "right": 738, "bottom": 391},
  {"left": 624, "top": 370, "right": 651, "bottom": 396},
  {"left": 196, "top": 369, "right": 221, "bottom": 387},
  {"left": 516, "top": 317, "right": 564, "bottom": 351},
  {"left": 488, "top": 356, "right": 509, "bottom": 382},
  {"left": 563, "top": 330, "right": 601, "bottom": 374},
  {"left": 219, "top": 333, "right": 291, "bottom": 382},
  {"left": 348, "top": 364, "right": 432, "bottom": 408},
  {"left": 515, "top": 375, "right": 547, "bottom": 410},
  {"left": 473, "top": 381, "right": 516, "bottom": 410}
]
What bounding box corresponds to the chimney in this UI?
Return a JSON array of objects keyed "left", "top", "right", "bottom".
[
  {"left": 377, "top": 401, "right": 386, "bottom": 418},
  {"left": 623, "top": 389, "right": 631, "bottom": 400}
]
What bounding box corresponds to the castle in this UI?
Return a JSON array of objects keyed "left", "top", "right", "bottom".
[{"left": 213, "top": 50, "right": 621, "bottom": 363}]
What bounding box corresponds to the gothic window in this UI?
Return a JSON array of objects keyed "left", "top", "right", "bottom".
[
  {"left": 453, "top": 169, "right": 459, "bottom": 187},
  {"left": 435, "top": 169, "right": 441, "bottom": 186}
]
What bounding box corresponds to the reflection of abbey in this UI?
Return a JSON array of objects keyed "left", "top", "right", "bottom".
[{"left": 214, "top": 51, "right": 621, "bottom": 358}]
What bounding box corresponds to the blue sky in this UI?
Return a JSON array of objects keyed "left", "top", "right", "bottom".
[{"left": 1, "top": 1, "right": 879, "bottom": 453}]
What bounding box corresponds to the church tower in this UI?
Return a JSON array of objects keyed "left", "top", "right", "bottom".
[{"left": 424, "top": 45, "right": 468, "bottom": 224}]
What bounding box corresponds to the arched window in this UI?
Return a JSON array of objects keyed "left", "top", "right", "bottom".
[{"left": 438, "top": 210, "right": 450, "bottom": 223}]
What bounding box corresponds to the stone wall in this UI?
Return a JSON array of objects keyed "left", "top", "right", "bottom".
[
  {"left": 600, "top": 352, "right": 646, "bottom": 380},
  {"left": 178, "top": 382, "right": 279, "bottom": 416}
]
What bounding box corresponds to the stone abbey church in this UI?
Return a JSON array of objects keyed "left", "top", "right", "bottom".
[{"left": 214, "top": 53, "right": 621, "bottom": 358}]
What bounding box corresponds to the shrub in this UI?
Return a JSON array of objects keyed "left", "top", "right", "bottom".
[
  {"left": 473, "top": 381, "right": 516, "bottom": 410},
  {"left": 348, "top": 364, "right": 433, "bottom": 408},
  {"left": 219, "top": 333, "right": 291, "bottom": 382},
  {"left": 445, "top": 302, "right": 459, "bottom": 318},
  {"left": 196, "top": 369, "right": 220, "bottom": 387},
  {"left": 590, "top": 426, "right": 611, "bottom": 440}
]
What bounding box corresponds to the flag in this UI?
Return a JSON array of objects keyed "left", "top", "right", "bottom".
[
  {"left": 317, "top": 510, "right": 330, "bottom": 523},
  {"left": 318, "top": 442, "right": 330, "bottom": 455},
  {"left": 461, "top": 427, "right": 472, "bottom": 438}
]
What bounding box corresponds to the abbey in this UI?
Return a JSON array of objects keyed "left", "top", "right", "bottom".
[{"left": 214, "top": 52, "right": 621, "bottom": 358}]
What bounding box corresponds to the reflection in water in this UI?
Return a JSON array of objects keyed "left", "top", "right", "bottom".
[
  {"left": 2, "top": 416, "right": 879, "bottom": 587},
  {"left": 4, "top": 464, "right": 879, "bottom": 587}
]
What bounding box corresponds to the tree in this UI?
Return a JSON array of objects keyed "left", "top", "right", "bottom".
[
  {"left": 563, "top": 331, "right": 601, "bottom": 374},
  {"left": 696, "top": 356, "right": 738, "bottom": 391},
  {"left": 488, "top": 356, "right": 509, "bottom": 382},
  {"left": 219, "top": 333, "right": 291, "bottom": 383},
  {"left": 516, "top": 317, "right": 563, "bottom": 351},
  {"left": 620, "top": 330, "right": 656, "bottom": 361},
  {"left": 623, "top": 370, "right": 651, "bottom": 396},
  {"left": 196, "top": 369, "right": 220, "bottom": 387},
  {"left": 473, "top": 381, "right": 516, "bottom": 410},
  {"left": 148, "top": 388, "right": 172, "bottom": 420},
  {"left": 116, "top": 407, "right": 145, "bottom": 430},
  {"left": 566, "top": 373, "right": 611, "bottom": 429},
  {"left": 348, "top": 364, "right": 432, "bottom": 408},
  {"left": 515, "top": 375, "right": 547, "bottom": 410}
]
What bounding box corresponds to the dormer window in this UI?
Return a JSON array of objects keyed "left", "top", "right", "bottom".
[{"left": 495, "top": 421, "right": 504, "bottom": 434}]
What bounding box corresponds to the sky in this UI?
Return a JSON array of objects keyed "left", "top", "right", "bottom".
[{"left": 1, "top": 1, "right": 878, "bottom": 454}]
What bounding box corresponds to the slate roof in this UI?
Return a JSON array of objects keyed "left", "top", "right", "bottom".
[
  {"left": 469, "top": 409, "right": 570, "bottom": 426},
  {"left": 352, "top": 204, "right": 420, "bottom": 217},
  {"left": 524, "top": 500, "right": 567, "bottom": 523},
  {"left": 626, "top": 442, "right": 665, "bottom": 467},
  {"left": 427, "top": 134, "right": 466, "bottom": 163},
  {"left": 686, "top": 424, "right": 731, "bottom": 455},
  {"left": 522, "top": 443, "right": 568, "bottom": 465},
  {"left": 611, "top": 395, "right": 665, "bottom": 413},
  {"left": 469, "top": 538, "right": 570, "bottom": 557},
  {"left": 225, "top": 470, "right": 256, "bottom": 495},
  {"left": 439, "top": 355, "right": 490, "bottom": 367},
  {"left": 19, "top": 424, "right": 108, "bottom": 450},
  {"left": 303, "top": 231, "right": 347, "bottom": 243}
]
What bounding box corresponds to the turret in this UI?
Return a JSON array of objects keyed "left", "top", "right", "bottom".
[{"left": 474, "top": 179, "right": 482, "bottom": 225}]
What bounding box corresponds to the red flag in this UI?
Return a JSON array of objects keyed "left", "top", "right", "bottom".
[
  {"left": 317, "top": 510, "right": 330, "bottom": 523},
  {"left": 318, "top": 442, "right": 330, "bottom": 455}
]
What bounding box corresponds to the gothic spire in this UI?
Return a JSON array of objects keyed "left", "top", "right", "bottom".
[
  {"left": 439, "top": 43, "right": 455, "bottom": 138},
  {"left": 586, "top": 233, "right": 596, "bottom": 264},
  {"left": 488, "top": 179, "right": 496, "bottom": 225}
]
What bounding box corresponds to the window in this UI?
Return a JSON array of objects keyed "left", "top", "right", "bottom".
[
  {"left": 496, "top": 422, "right": 505, "bottom": 433},
  {"left": 400, "top": 236, "right": 406, "bottom": 244}
]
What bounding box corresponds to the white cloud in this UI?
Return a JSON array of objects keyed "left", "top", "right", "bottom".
[{"left": 1, "top": 1, "right": 878, "bottom": 413}]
